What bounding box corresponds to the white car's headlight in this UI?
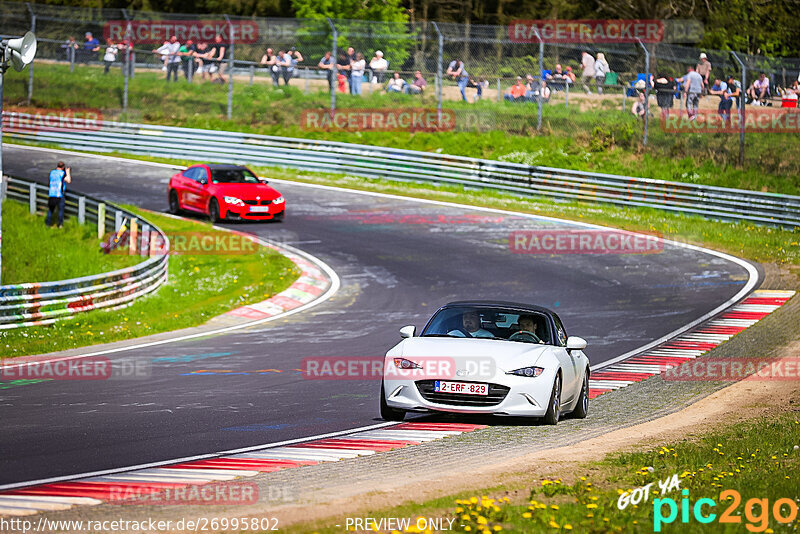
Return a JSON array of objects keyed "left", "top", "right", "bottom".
[
  {"left": 507, "top": 366, "right": 544, "bottom": 377},
  {"left": 223, "top": 196, "right": 245, "bottom": 206},
  {"left": 393, "top": 358, "right": 422, "bottom": 369},
  {"left": 273, "top": 196, "right": 285, "bottom": 204}
]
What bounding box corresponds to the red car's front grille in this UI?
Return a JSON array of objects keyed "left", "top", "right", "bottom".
[{"left": 243, "top": 199, "right": 273, "bottom": 206}]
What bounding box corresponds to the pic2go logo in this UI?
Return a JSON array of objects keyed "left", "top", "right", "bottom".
[{"left": 654, "top": 489, "right": 799, "bottom": 532}]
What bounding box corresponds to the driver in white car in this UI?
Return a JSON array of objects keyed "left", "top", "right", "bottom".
[
  {"left": 510, "top": 315, "right": 544, "bottom": 343},
  {"left": 448, "top": 311, "right": 494, "bottom": 338}
]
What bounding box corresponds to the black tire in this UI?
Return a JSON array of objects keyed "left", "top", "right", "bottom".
[
  {"left": 542, "top": 373, "right": 561, "bottom": 425},
  {"left": 380, "top": 384, "right": 405, "bottom": 421},
  {"left": 209, "top": 198, "right": 221, "bottom": 223},
  {"left": 570, "top": 370, "right": 589, "bottom": 419},
  {"left": 168, "top": 190, "right": 181, "bottom": 214}
]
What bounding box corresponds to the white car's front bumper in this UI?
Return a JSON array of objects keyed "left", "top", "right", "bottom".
[{"left": 383, "top": 370, "right": 557, "bottom": 417}]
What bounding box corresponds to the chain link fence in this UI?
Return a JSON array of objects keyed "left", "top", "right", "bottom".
[{"left": 2, "top": 2, "right": 800, "bottom": 170}]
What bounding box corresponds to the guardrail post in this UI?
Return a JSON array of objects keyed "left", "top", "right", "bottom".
[
  {"left": 129, "top": 218, "right": 138, "bottom": 255},
  {"left": 130, "top": 51, "right": 136, "bottom": 79},
  {"left": 140, "top": 224, "right": 150, "bottom": 256},
  {"left": 115, "top": 210, "right": 123, "bottom": 231},
  {"left": 249, "top": 64, "right": 254, "bottom": 86},
  {"left": 565, "top": 80, "right": 569, "bottom": 107},
  {"left": 97, "top": 203, "right": 106, "bottom": 239},
  {"left": 29, "top": 183, "right": 36, "bottom": 214},
  {"left": 536, "top": 27, "right": 543, "bottom": 131},
  {"left": 304, "top": 66, "right": 309, "bottom": 93},
  {"left": 496, "top": 78, "right": 501, "bottom": 103},
  {"left": 77, "top": 196, "right": 85, "bottom": 223},
  {"left": 637, "top": 39, "right": 651, "bottom": 147},
  {"left": 69, "top": 44, "right": 75, "bottom": 72}
]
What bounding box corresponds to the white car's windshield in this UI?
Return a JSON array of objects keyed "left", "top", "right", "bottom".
[{"left": 421, "top": 306, "right": 551, "bottom": 344}]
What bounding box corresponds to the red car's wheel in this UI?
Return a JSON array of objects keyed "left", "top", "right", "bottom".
[
  {"left": 168, "top": 190, "right": 181, "bottom": 214},
  {"left": 208, "top": 198, "right": 222, "bottom": 223}
]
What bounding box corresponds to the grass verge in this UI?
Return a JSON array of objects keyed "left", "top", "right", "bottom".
[
  {"left": 3, "top": 62, "right": 800, "bottom": 195},
  {"left": 288, "top": 412, "right": 800, "bottom": 533},
  {"left": 0, "top": 206, "right": 300, "bottom": 358},
  {"left": 1, "top": 198, "right": 140, "bottom": 283}
]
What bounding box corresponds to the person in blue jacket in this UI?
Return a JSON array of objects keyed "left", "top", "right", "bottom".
[{"left": 46, "top": 161, "right": 72, "bottom": 228}]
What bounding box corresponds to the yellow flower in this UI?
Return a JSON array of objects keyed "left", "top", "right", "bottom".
[
  {"left": 522, "top": 513, "right": 532, "bottom": 519},
  {"left": 464, "top": 527, "right": 472, "bottom": 532},
  {"left": 477, "top": 517, "right": 488, "bottom": 525},
  {"left": 564, "top": 525, "right": 573, "bottom": 530},
  {"left": 548, "top": 520, "right": 560, "bottom": 528},
  {"left": 493, "top": 526, "right": 502, "bottom": 532},
  {"left": 586, "top": 504, "right": 598, "bottom": 509},
  {"left": 550, "top": 505, "right": 559, "bottom": 510}
]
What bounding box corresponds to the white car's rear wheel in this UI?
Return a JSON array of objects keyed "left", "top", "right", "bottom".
[
  {"left": 542, "top": 374, "right": 561, "bottom": 425},
  {"left": 380, "top": 384, "right": 405, "bottom": 421}
]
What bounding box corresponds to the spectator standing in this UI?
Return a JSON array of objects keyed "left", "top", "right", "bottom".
[
  {"left": 260, "top": 48, "right": 280, "bottom": 87},
  {"left": 103, "top": 39, "right": 118, "bottom": 74},
  {"left": 346, "top": 47, "right": 356, "bottom": 93},
  {"left": 505, "top": 76, "right": 526, "bottom": 102},
  {"left": 46, "top": 162, "right": 71, "bottom": 228},
  {"left": 154, "top": 36, "right": 181, "bottom": 82},
  {"left": 409, "top": 70, "right": 427, "bottom": 94},
  {"left": 83, "top": 32, "right": 100, "bottom": 63},
  {"left": 289, "top": 48, "right": 303, "bottom": 82},
  {"left": 653, "top": 73, "right": 676, "bottom": 118},
  {"left": 709, "top": 77, "right": 733, "bottom": 122},
  {"left": 338, "top": 50, "right": 352, "bottom": 92},
  {"left": 580, "top": 51, "right": 595, "bottom": 94},
  {"left": 386, "top": 71, "right": 407, "bottom": 93},
  {"left": 318, "top": 51, "right": 334, "bottom": 91},
  {"left": 594, "top": 52, "right": 609, "bottom": 94},
  {"left": 681, "top": 65, "right": 704, "bottom": 120},
  {"left": 179, "top": 39, "right": 196, "bottom": 80},
  {"left": 447, "top": 59, "right": 481, "bottom": 102},
  {"left": 726, "top": 74, "right": 743, "bottom": 110},
  {"left": 696, "top": 53, "right": 712, "bottom": 93},
  {"left": 747, "top": 72, "right": 770, "bottom": 105},
  {"left": 350, "top": 52, "right": 366, "bottom": 95},
  {"left": 369, "top": 51, "right": 388, "bottom": 84},
  {"left": 208, "top": 35, "right": 227, "bottom": 84}
]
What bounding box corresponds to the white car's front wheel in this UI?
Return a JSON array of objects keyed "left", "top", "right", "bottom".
[
  {"left": 380, "top": 384, "right": 406, "bottom": 421},
  {"left": 542, "top": 374, "right": 561, "bottom": 425}
]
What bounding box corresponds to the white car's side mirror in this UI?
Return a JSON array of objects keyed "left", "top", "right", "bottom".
[
  {"left": 566, "top": 336, "right": 587, "bottom": 351},
  {"left": 399, "top": 325, "right": 416, "bottom": 338}
]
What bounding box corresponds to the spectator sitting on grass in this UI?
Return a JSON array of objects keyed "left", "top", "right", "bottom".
[
  {"left": 504, "top": 76, "right": 526, "bottom": 102},
  {"left": 631, "top": 92, "right": 646, "bottom": 119},
  {"left": 525, "top": 78, "right": 550, "bottom": 102},
  {"left": 260, "top": 48, "right": 279, "bottom": 87},
  {"left": 408, "top": 70, "right": 427, "bottom": 94},
  {"left": 103, "top": 38, "right": 118, "bottom": 74},
  {"left": 747, "top": 72, "right": 770, "bottom": 105},
  {"left": 369, "top": 51, "right": 388, "bottom": 84},
  {"left": 546, "top": 64, "right": 568, "bottom": 90},
  {"left": 195, "top": 42, "right": 210, "bottom": 79},
  {"left": 387, "top": 71, "right": 408, "bottom": 93},
  {"left": 565, "top": 66, "right": 576, "bottom": 84}
]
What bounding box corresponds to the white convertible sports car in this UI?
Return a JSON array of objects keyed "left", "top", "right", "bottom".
[{"left": 380, "top": 301, "right": 590, "bottom": 424}]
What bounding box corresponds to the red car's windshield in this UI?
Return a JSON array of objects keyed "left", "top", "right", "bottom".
[{"left": 210, "top": 168, "right": 260, "bottom": 184}]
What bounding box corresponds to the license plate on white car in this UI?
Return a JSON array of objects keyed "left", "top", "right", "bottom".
[
  {"left": 434, "top": 381, "right": 488, "bottom": 395},
  {"left": 249, "top": 206, "right": 271, "bottom": 213}
]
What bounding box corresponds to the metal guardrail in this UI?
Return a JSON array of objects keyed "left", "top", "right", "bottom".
[
  {"left": 5, "top": 112, "right": 800, "bottom": 228},
  {"left": 0, "top": 176, "right": 170, "bottom": 329}
]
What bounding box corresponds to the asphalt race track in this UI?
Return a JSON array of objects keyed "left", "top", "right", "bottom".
[{"left": 0, "top": 145, "right": 757, "bottom": 486}]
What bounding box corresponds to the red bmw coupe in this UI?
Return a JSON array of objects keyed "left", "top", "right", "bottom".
[{"left": 168, "top": 164, "right": 285, "bottom": 222}]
